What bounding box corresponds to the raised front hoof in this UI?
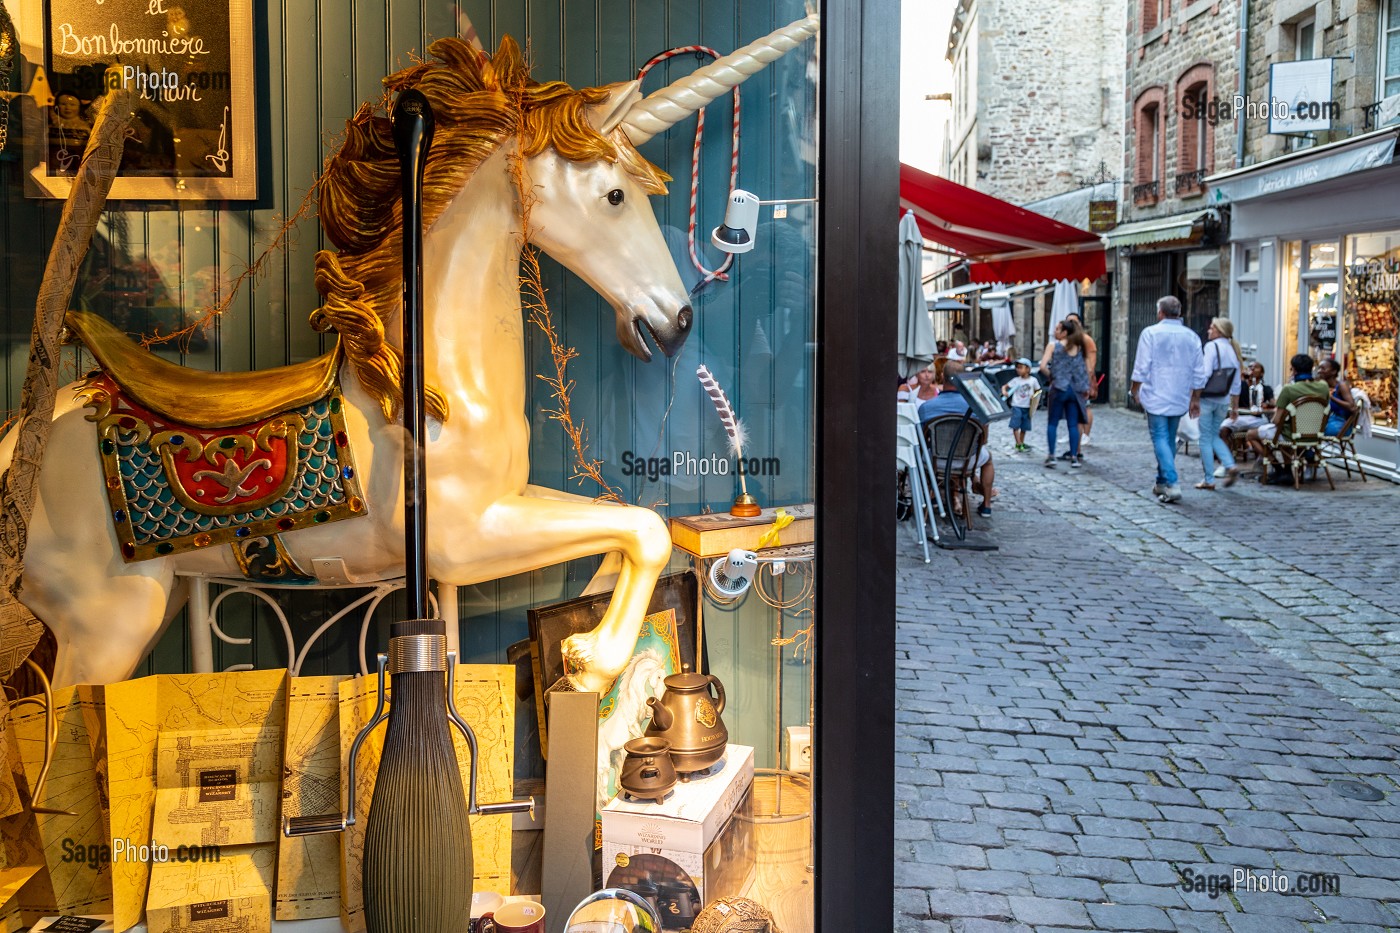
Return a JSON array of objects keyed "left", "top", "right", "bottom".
[{"left": 561, "top": 630, "right": 615, "bottom": 694}]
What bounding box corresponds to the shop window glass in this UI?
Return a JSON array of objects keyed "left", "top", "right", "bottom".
[
  {"left": 1308, "top": 241, "right": 1339, "bottom": 269},
  {"left": 1243, "top": 247, "right": 1261, "bottom": 274},
  {"left": 1345, "top": 232, "right": 1400, "bottom": 428},
  {"left": 1283, "top": 242, "right": 1301, "bottom": 365},
  {"left": 1304, "top": 281, "right": 1339, "bottom": 359},
  {"left": 0, "top": 2, "right": 829, "bottom": 927},
  {"left": 1384, "top": 0, "right": 1400, "bottom": 97}
]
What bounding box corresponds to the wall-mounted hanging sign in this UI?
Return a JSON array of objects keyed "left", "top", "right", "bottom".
[{"left": 24, "top": 0, "right": 254, "bottom": 199}]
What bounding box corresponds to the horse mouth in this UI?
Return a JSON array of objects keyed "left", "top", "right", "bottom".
[
  {"left": 619, "top": 309, "right": 691, "bottom": 362},
  {"left": 622, "top": 318, "right": 662, "bottom": 362}
]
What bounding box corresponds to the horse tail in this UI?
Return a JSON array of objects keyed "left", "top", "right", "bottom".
[{"left": 309, "top": 250, "right": 450, "bottom": 424}]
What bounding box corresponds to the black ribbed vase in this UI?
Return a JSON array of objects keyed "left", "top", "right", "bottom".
[{"left": 362, "top": 619, "right": 472, "bottom": 932}]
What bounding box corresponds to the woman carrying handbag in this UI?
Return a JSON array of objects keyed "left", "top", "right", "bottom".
[
  {"left": 1197, "top": 317, "right": 1244, "bottom": 489},
  {"left": 1039, "top": 318, "right": 1092, "bottom": 469}
]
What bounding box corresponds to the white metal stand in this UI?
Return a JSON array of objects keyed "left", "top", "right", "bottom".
[{"left": 181, "top": 574, "right": 451, "bottom": 675}]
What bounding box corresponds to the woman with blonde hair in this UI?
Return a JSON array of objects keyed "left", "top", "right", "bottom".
[{"left": 1197, "top": 317, "right": 1243, "bottom": 489}]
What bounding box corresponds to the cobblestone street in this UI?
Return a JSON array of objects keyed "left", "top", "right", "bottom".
[{"left": 896, "top": 406, "right": 1400, "bottom": 932}]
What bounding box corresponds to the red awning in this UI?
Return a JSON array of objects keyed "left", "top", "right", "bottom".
[{"left": 900, "top": 163, "right": 1106, "bottom": 284}]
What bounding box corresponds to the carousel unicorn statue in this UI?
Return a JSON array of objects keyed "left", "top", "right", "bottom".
[{"left": 0, "top": 16, "right": 819, "bottom": 692}]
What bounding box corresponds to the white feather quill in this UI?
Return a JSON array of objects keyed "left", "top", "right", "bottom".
[{"left": 696, "top": 364, "right": 751, "bottom": 462}]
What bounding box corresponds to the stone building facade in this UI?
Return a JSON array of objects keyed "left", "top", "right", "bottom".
[
  {"left": 1109, "top": 0, "right": 1242, "bottom": 403},
  {"left": 1241, "top": 0, "right": 1392, "bottom": 165},
  {"left": 1207, "top": 0, "right": 1400, "bottom": 476},
  {"left": 944, "top": 0, "right": 1126, "bottom": 204}
]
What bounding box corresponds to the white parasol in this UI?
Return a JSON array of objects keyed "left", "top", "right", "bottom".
[
  {"left": 898, "top": 210, "right": 937, "bottom": 377},
  {"left": 1050, "top": 279, "right": 1081, "bottom": 330}
]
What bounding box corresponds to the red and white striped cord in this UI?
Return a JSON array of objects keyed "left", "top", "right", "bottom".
[{"left": 638, "top": 46, "right": 740, "bottom": 287}]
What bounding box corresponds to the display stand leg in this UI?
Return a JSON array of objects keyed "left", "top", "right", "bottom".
[
  {"left": 437, "top": 583, "right": 461, "bottom": 658},
  {"left": 542, "top": 691, "right": 601, "bottom": 918},
  {"left": 774, "top": 572, "right": 784, "bottom": 817},
  {"left": 188, "top": 576, "right": 214, "bottom": 673}
]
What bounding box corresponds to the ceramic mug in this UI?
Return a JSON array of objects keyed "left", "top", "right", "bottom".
[
  {"left": 470, "top": 891, "right": 506, "bottom": 933},
  {"left": 481, "top": 900, "right": 546, "bottom": 933}
]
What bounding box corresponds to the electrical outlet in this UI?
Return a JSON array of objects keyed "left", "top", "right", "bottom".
[{"left": 785, "top": 725, "right": 811, "bottom": 773}]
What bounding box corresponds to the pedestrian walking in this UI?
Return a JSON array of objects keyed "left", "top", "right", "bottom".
[
  {"left": 1130, "top": 296, "right": 1209, "bottom": 503},
  {"left": 1039, "top": 318, "right": 1092, "bottom": 469},
  {"left": 1001, "top": 357, "right": 1038, "bottom": 451},
  {"left": 1064, "top": 310, "right": 1098, "bottom": 447},
  {"left": 1196, "top": 318, "right": 1243, "bottom": 490}
]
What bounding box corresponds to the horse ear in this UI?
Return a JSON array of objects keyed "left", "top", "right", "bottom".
[{"left": 588, "top": 80, "right": 643, "bottom": 134}]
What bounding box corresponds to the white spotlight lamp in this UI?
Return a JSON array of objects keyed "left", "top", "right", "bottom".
[
  {"left": 711, "top": 189, "right": 819, "bottom": 255},
  {"left": 708, "top": 548, "right": 758, "bottom": 597}
]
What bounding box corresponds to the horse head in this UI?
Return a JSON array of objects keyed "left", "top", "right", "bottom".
[
  {"left": 521, "top": 85, "right": 692, "bottom": 362},
  {"left": 520, "top": 14, "right": 821, "bottom": 362}
]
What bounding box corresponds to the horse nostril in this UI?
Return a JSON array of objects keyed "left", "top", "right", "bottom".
[{"left": 677, "top": 306, "right": 693, "bottom": 331}]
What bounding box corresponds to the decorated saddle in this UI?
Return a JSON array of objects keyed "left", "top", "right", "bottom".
[{"left": 66, "top": 311, "right": 367, "bottom": 577}]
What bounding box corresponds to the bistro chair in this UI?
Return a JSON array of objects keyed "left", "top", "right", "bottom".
[
  {"left": 1322, "top": 407, "right": 1367, "bottom": 482},
  {"left": 1267, "top": 395, "right": 1333, "bottom": 490},
  {"left": 896, "top": 427, "right": 932, "bottom": 562},
  {"left": 923, "top": 413, "right": 986, "bottom": 530}
]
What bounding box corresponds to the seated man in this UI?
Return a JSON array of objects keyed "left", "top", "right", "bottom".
[
  {"left": 919, "top": 361, "right": 996, "bottom": 517},
  {"left": 1219, "top": 361, "right": 1274, "bottom": 441},
  {"left": 1246, "top": 353, "right": 1328, "bottom": 477}
]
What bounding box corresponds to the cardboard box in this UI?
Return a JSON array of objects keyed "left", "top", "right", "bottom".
[{"left": 601, "top": 746, "right": 755, "bottom": 930}]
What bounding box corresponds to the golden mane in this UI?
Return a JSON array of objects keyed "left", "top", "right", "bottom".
[{"left": 312, "top": 35, "right": 671, "bottom": 423}]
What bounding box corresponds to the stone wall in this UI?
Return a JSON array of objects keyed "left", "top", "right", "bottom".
[
  {"left": 1241, "top": 0, "right": 1385, "bottom": 165},
  {"left": 947, "top": 0, "right": 1127, "bottom": 204},
  {"left": 1122, "top": 0, "right": 1241, "bottom": 224}
]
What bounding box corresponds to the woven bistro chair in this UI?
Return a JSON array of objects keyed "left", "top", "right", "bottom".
[
  {"left": 1322, "top": 406, "right": 1366, "bottom": 482},
  {"left": 1268, "top": 395, "right": 1333, "bottom": 490},
  {"left": 923, "top": 413, "right": 986, "bottom": 529}
]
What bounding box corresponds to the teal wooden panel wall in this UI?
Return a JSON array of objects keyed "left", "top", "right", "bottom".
[{"left": 0, "top": 0, "right": 816, "bottom": 768}]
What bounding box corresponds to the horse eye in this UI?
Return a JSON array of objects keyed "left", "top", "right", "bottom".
[{"left": 607, "top": 189, "right": 625, "bottom": 206}]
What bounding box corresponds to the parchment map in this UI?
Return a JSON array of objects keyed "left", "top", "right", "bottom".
[
  {"left": 0, "top": 697, "right": 24, "bottom": 821},
  {"left": 275, "top": 675, "right": 347, "bottom": 921},
  {"left": 145, "top": 844, "right": 274, "bottom": 933},
  {"left": 0, "top": 696, "right": 52, "bottom": 928},
  {"left": 104, "top": 670, "right": 286, "bottom": 932},
  {"left": 337, "top": 665, "right": 513, "bottom": 933},
  {"left": 153, "top": 728, "right": 278, "bottom": 848},
  {"left": 12, "top": 687, "right": 111, "bottom": 916}
]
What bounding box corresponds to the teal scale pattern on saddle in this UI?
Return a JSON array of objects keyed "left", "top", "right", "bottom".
[
  {"left": 118, "top": 400, "right": 347, "bottom": 543},
  {"left": 85, "top": 377, "right": 369, "bottom": 563}
]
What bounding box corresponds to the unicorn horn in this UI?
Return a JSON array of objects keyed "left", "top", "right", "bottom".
[{"left": 619, "top": 14, "right": 820, "bottom": 146}]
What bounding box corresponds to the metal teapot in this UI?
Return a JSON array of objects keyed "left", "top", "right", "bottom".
[{"left": 644, "top": 673, "right": 727, "bottom": 777}]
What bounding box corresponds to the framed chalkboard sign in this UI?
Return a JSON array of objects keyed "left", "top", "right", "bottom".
[{"left": 23, "top": 0, "right": 254, "bottom": 199}]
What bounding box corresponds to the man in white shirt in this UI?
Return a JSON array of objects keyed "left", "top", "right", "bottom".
[
  {"left": 946, "top": 341, "right": 967, "bottom": 362},
  {"left": 1129, "top": 296, "right": 1209, "bottom": 503}
]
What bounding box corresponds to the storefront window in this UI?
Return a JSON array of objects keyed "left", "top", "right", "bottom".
[
  {"left": 1307, "top": 240, "right": 1339, "bottom": 268},
  {"left": 1345, "top": 232, "right": 1400, "bottom": 428},
  {"left": 1283, "top": 241, "right": 1301, "bottom": 363},
  {"left": 0, "top": 1, "right": 862, "bottom": 928},
  {"left": 1305, "top": 280, "right": 1340, "bottom": 359}
]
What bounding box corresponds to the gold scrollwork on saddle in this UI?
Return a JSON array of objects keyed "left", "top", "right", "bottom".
[{"left": 148, "top": 414, "right": 306, "bottom": 516}]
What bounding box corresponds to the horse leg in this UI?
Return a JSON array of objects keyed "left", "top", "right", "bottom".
[
  {"left": 458, "top": 493, "right": 671, "bottom": 694},
  {"left": 29, "top": 567, "right": 175, "bottom": 688},
  {"left": 524, "top": 485, "right": 624, "bottom": 596}
]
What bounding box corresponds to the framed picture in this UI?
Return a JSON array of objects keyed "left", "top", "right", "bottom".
[
  {"left": 22, "top": 0, "right": 256, "bottom": 199},
  {"left": 527, "top": 571, "right": 700, "bottom": 757},
  {"left": 953, "top": 370, "right": 1013, "bottom": 422}
]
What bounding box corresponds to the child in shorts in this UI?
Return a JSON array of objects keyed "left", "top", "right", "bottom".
[{"left": 1002, "top": 358, "right": 1038, "bottom": 452}]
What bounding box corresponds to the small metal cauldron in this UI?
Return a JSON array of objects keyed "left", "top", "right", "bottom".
[{"left": 618, "top": 737, "right": 677, "bottom": 805}]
